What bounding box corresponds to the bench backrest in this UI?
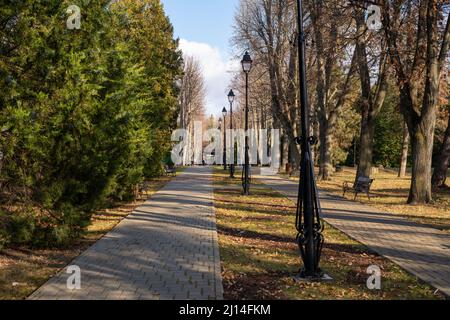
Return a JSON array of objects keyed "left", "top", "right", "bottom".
[{"left": 354, "top": 177, "right": 374, "bottom": 192}]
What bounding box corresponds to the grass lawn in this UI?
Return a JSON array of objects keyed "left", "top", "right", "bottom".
[
  {"left": 213, "top": 168, "right": 443, "bottom": 300},
  {"left": 310, "top": 168, "right": 450, "bottom": 233},
  {"left": 0, "top": 170, "right": 183, "bottom": 300}
]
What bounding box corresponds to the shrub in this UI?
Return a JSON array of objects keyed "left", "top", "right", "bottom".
[
  {"left": 9, "top": 210, "right": 35, "bottom": 245},
  {"left": 0, "top": 0, "right": 182, "bottom": 249}
]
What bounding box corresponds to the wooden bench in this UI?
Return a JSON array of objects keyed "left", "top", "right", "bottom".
[
  {"left": 164, "top": 165, "right": 176, "bottom": 177},
  {"left": 343, "top": 177, "right": 374, "bottom": 200}
]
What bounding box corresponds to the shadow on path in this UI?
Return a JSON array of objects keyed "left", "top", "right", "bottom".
[{"left": 257, "top": 174, "right": 450, "bottom": 298}]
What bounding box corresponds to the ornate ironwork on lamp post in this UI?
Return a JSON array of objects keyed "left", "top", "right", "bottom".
[
  {"left": 295, "top": 0, "right": 325, "bottom": 280},
  {"left": 241, "top": 52, "right": 252, "bottom": 196},
  {"left": 222, "top": 107, "right": 227, "bottom": 170},
  {"left": 228, "top": 90, "right": 236, "bottom": 178}
]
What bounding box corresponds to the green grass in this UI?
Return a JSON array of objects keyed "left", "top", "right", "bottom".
[{"left": 213, "top": 168, "right": 443, "bottom": 300}]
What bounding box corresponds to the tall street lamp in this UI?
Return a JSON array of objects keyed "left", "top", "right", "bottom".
[
  {"left": 222, "top": 107, "right": 228, "bottom": 170},
  {"left": 228, "top": 89, "right": 236, "bottom": 178},
  {"left": 241, "top": 51, "right": 252, "bottom": 195},
  {"left": 295, "top": 0, "right": 325, "bottom": 280}
]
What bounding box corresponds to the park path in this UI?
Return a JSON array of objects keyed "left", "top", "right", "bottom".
[
  {"left": 256, "top": 174, "right": 450, "bottom": 298},
  {"left": 29, "top": 167, "right": 223, "bottom": 300}
]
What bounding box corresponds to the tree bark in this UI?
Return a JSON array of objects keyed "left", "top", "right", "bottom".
[
  {"left": 311, "top": 107, "right": 319, "bottom": 166},
  {"left": 281, "top": 133, "right": 289, "bottom": 171},
  {"left": 290, "top": 139, "right": 301, "bottom": 171},
  {"left": 409, "top": 127, "right": 434, "bottom": 204},
  {"left": 356, "top": 117, "right": 376, "bottom": 178},
  {"left": 432, "top": 114, "right": 450, "bottom": 189},
  {"left": 319, "top": 122, "right": 333, "bottom": 180},
  {"left": 398, "top": 122, "right": 410, "bottom": 178}
]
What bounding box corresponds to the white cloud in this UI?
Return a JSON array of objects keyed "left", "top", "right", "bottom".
[{"left": 179, "top": 39, "right": 240, "bottom": 117}]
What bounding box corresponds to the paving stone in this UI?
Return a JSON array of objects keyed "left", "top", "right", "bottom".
[{"left": 28, "top": 167, "right": 223, "bottom": 300}]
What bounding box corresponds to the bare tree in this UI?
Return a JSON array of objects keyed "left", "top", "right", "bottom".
[
  {"left": 381, "top": 0, "right": 450, "bottom": 204},
  {"left": 179, "top": 56, "right": 206, "bottom": 130},
  {"left": 233, "top": 0, "right": 302, "bottom": 168},
  {"left": 308, "top": 0, "right": 357, "bottom": 180},
  {"left": 178, "top": 56, "right": 206, "bottom": 165},
  {"left": 353, "top": 4, "right": 389, "bottom": 181}
]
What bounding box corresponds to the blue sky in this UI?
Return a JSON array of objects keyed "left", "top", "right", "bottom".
[
  {"left": 162, "top": 0, "right": 239, "bottom": 54},
  {"left": 161, "top": 0, "right": 241, "bottom": 116}
]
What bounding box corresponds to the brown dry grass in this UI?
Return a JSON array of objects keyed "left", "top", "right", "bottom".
[
  {"left": 214, "top": 168, "right": 443, "bottom": 300},
  {"left": 311, "top": 168, "right": 450, "bottom": 233}
]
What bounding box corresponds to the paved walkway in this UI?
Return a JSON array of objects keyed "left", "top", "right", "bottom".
[
  {"left": 29, "top": 167, "right": 223, "bottom": 300},
  {"left": 257, "top": 174, "right": 450, "bottom": 298}
]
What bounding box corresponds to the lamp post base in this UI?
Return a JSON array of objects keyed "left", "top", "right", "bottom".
[{"left": 292, "top": 270, "right": 333, "bottom": 283}]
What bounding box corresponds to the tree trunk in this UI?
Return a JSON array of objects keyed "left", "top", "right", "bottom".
[
  {"left": 357, "top": 114, "right": 376, "bottom": 179},
  {"left": 319, "top": 123, "right": 333, "bottom": 180},
  {"left": 398, "top": 122, "right": 410, "bottom": 178},
  {"left": 290, "top": 139, "right": 301, "bottom": 171},
  {"left": 311, "top": 107, "right": 319, "bottom": 166},
  {"left": 281, "top": 133, "right": 289, "bottom": 171},
  {"left": 409, "top": 128, "right": 434, "bottom": 204},
  {"left": 432, "top": 114, "right": 450, "bottom": 189},
  {"left": 407, "top": 0, "right": 440, "bottom": 204}
]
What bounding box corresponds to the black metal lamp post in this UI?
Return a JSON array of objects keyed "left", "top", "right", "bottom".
[
  {"left": 295, "top": 0, "right": 325, "bottom": 280},
  {"left": 227, "top": 89, "right": 236, "bottom": 178},
  {"left": 222, "top": 107, "right": 228, "bottom": 170},
  {"left": 241, "top": 51, "right": 252, "bottom": 195}
]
